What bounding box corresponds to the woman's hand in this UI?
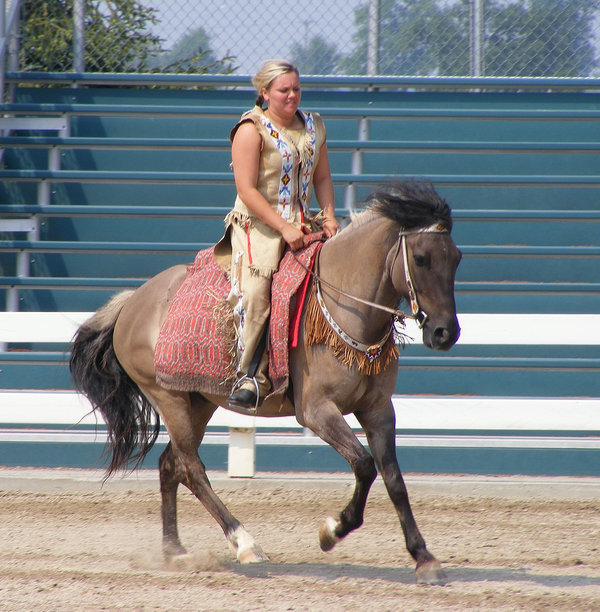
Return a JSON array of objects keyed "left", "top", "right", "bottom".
[
  {"left": 321, "top": 217, "right": 340, "bottom": 238},
  {"left": 280, "top": 222, "right": 305, "bottom": 251}
]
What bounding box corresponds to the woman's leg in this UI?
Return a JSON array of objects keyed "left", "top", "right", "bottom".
[{"left": 227, "top": 221, "right": 273, "bottom": 403}]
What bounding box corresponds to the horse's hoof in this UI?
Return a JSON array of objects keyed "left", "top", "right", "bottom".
[
  {"left": 228, "top": 526, "right": 268, "bottom": 564},
  {"left": 415, "top": 559, "right": 448, "bottom": 586},
  {"left": 238, "top": 546, "right": 269, "bottom": 564},
  {"left": 319, "top": 516, "right": 340, "bottom": 552}
]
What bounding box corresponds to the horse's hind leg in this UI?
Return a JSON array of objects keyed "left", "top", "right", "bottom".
[
  {"left": 151, "top": 388, "right": 268, "bottom": 565},
  {"left": 357, "top": 403, "right": 447, "bottom": 585},
  {"left": 159, "top": 440, "right": 188, "bottom": 559}
]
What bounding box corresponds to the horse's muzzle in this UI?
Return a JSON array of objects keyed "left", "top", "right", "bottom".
[{"left": 423, "top": 316, "right": 461, "bottom": 351}]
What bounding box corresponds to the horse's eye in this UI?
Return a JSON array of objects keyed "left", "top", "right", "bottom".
[{"left": 413, "top": 254, "right": 428, "bottom": 268}]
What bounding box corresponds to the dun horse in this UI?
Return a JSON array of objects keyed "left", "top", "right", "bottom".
[{"left": 70, "top": 180, "right": 461, "bottom": 585}]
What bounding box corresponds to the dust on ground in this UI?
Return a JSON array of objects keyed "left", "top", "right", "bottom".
[{"left": 1, "top": 474, "right": 599, "bottom": 611}]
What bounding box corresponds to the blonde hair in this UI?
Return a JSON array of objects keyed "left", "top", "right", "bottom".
[{"left": 252, "top": 59, "right": 299, "bottom": 107}]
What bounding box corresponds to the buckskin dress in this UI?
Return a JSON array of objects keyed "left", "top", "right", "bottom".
[{"left": 222, "top": 105, "right": 327, "bottom": 396}]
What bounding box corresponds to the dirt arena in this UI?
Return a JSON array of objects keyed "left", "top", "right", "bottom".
[{"left": 1, "top": 470, "right": 599, "bottom": 611}]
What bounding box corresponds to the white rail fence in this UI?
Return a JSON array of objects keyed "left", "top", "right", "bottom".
[{"left": 1, "top": 311, "right": 599, "bottom": 476}]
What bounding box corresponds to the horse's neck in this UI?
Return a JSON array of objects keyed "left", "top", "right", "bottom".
[{"left": 318, "top": 217, "right": 399, "bottom": 343}]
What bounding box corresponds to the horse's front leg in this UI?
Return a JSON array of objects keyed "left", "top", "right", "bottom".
[
  {"left": 357, "top": 403, "right": 447, "bottom": 585},
  {"left": 298, "top": 398, "right": 377, "bottom": 551}
]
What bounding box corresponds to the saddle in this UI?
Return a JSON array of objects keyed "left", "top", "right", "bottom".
[{"left": 154, "top": 236, "right": 323, "bottom": 398}]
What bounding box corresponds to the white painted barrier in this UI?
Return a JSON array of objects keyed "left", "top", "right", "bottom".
[
  {"left": 2, "top": 311, "right": 599, "bottom": 476},
  {"left": 2, "top": 311, "right": 600, "bottom": 345}
]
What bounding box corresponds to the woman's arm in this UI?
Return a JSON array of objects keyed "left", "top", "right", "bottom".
[
  {"left": 312, "top": 142, "right": 339, "bottom": 238},
  {"left": 231, "top": 121, "right": 305, "bottom": 250}
]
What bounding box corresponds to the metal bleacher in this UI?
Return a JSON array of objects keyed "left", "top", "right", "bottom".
[{"left": 0, "top": 73, "right": 599, "bottom": 475}]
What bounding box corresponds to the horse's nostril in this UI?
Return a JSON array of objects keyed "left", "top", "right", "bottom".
[
  {"left": 431, "top": 324, "right": 460, "bottom": 349},
  {"left": 433, "top": 327, "right": 448, "bottom": 342}
]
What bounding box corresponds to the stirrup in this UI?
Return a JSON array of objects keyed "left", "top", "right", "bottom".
[{"left": 229, "top": 375, "right": 260, "bottom": 413}]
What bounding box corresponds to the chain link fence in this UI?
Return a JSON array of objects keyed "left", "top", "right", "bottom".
[{"left": 15, "top": 0, "right": 600, "bottom": 77}]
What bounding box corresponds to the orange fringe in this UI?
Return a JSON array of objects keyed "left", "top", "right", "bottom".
[{"left": 303, "top": 283, "right": 400, "bottom": 376}]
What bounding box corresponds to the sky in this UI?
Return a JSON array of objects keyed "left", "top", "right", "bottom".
[{"left": 147, "top": 0, "right": 363, "bottom": 74}]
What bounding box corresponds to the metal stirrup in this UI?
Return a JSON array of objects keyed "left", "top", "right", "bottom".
[{"left": 229, "top": 375, "right": 260, "bottom": 412}]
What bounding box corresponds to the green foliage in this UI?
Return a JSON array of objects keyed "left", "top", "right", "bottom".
[
  {"left": 152, "top": 27, "right": 237, "bottom": 74},
  {"left": 341, "top": 0, "right": 600, "bottom": 77},
  {"left": 290, "top": 35, "right": 342, "bottom": 75},
  {"left": 22, "top": 0, "right": 237, "bottom": 74},
  {"left": 484, "top": 0, "right": 600, "bottom": 77},
  {"left": 23, "top": 0, "right": 163, "bottom": 71},
  {"left": 342, "top": 0, "right": 452, "bottom": 75},
  {"left": 20, "top": 0, "right": 600, "bottom": 77},
  {"left": 23, "top": 0, "right": 79, "bottom": 71}
]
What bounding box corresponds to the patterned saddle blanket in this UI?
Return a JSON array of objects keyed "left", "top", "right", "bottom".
[{"left": 154, "top": 239, "right": 322, "bottom": 397}]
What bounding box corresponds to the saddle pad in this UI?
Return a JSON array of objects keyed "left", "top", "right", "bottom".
[{"left": 154, "top": 241, "right": 321, "bottom": 397}]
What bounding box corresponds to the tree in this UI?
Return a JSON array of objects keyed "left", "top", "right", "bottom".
[
  {"left": 341, "top": 0, "right": 457, "bottom": 75},
  {"left": 340, "top": 0, "right": 600, "bottom": 77},
  {"left": 290, "top": 35, "right": 342, "bottom": 75},
  {"left": 154, "top": 27, "right": 237, "bottom": 74},
  {"left": 484, "top": 0, "right": 600, "bottom": 77},
  {"left": 21, "top": 0, "right": 237, "bottom": 73},
  {"left": 23, "top": 0, "right": 163, "bottom": 72}
]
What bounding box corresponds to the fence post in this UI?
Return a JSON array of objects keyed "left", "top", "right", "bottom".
[
  {"left": 73, "top": 0, "right": 85, "bottom": 73},
  {"left": 228, "top": 427, "right": 256, "bottom": 477},
  {"left": 367, "top": 0, "right": 380, "bottom": 75},
  {"left": 470, "top": 0, "right": 484, "bottom": 76},
  {"left": 0, "top": 0, "right": 5, "bottom": 104}
]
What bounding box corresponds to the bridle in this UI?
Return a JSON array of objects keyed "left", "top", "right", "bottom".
[
  {"left": 304, "top": 222, "right": 449, "bottom": 362},
  {"left": 394, "top": 222, "right": 450, "bottom": 329}
]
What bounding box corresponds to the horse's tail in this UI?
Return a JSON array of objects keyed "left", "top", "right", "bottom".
[{"left": 69, "top": 290, "right": 160, "bottom": 477}]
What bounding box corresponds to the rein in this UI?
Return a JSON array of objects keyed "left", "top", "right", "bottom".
[{"left": 294, "top": 222, "right": 449, "bottom": 359}]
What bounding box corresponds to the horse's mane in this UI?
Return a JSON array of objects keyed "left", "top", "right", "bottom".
[{"left": 363, "top": 180, "right": 453, "bottom": 232}]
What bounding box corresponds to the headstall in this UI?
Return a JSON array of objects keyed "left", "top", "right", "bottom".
[
  {"left": 310, "top": 222, "right": 449, "bottom": 362},
  {"left": 398, "top": 222, "right": 449, "bottom": 329}
]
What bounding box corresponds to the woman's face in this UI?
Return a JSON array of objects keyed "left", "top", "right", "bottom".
[{"left": 262, "top": 71, "right": 301, "bottom": 120}]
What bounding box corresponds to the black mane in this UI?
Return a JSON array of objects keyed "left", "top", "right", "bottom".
[{"left": 365, "top": 180, "right": 453, "bottom": 232}]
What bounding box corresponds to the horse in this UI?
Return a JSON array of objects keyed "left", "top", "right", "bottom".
[{"left": 69, "top": 180, "right": 461, "bottom": 585}]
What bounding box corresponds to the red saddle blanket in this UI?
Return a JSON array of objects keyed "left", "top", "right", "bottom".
[{"left": 154, "top": 240, "right": 322, "bottom": 397}]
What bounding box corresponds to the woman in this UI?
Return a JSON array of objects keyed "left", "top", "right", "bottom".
[{"left": 225, "top": 59, "right": 339, "bottom": 411}]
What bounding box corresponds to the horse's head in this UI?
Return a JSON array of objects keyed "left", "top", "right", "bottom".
[
  {"left": 392, "top": 228, "right": 462, "bottom": 351},
  {"left": 369, "top": 181, "right": 461, "bottom": 351}
]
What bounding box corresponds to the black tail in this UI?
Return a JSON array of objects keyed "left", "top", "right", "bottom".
[{"left": 69, "top": 291, "right": 160, "bottom": 477}]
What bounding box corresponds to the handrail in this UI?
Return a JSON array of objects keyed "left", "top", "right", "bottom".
[
  {"left": 0, "top": 277, "right": 145, "bottom": 288},
  {"left": 3, "top": 102, "right": 600, "bottom": 120},
  {"left": 2, "top": 351, "right": 598, "bottom": 369},
  {"left": 2, "top": 135, "right": 600, "bottom": 153},
  {"left": 0, "top": 240, "right": 208, "bottom": 253},
  {"left": 1, "top": 169, "right": 599, "bottom": 186},
  {"left": 0, "top": 277, "right": 597, "bottom": 293},
  {"left": 1, "top": 205, "right": 598, "bottom": 221},
  {"left": 5, "top": 71, "right": 600, "bottom": 92},
  {"left": 1, "top": 240, "right": 597, "bottom": 256},
  {"left": 0, "top": 204, "right": 347, "bottom": 218}
]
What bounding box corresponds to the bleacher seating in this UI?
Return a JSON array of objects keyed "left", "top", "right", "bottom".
[{"left": 0, "top": 73, "right": 598, "bottom": 475}]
